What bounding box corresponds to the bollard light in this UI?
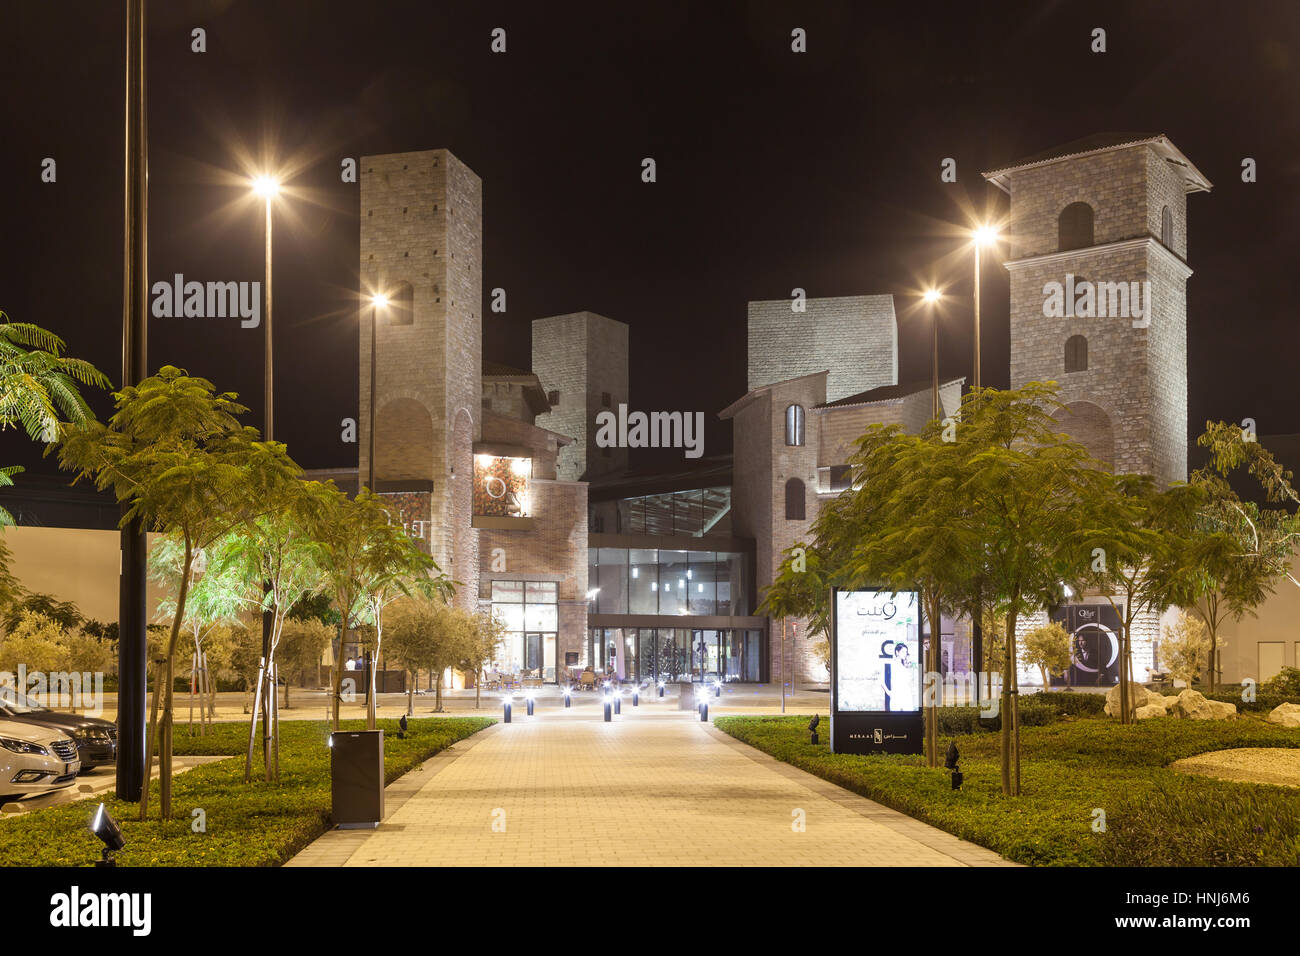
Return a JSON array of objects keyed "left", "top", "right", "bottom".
[
  {"left": 808, "top": 713, "right": 820, "bottom": 745},
  {"left": 945, "top": 741, "right": 963, "bottom": 790},
  {"left": 613, "top": 692, "right": 622, "bottom": 715},
  {"left": 713, "top": 682, "right": 721, "bottom": 698},
  {"left": 657, "top": 681, "right": 665, "bottom": 698},
  {"left": 633, "top": 689, "right": 639, "bottom": 706},
  {"left": 699, "top": 699, "right": 709, "bottom": 721},
  {"left": 503, "top": 696, "right": 512, "bottom": 723},
  {"left": 563, "top": 686, "right": 572, "bottom": 709},
  {"left": 525, "top": 691, "right": 535, "bottom": 717},
  {"left": 603, "top": 693, "right": 612, "bottom": 722}
]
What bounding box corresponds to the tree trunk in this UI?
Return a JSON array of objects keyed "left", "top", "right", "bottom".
[
  {"left": 924, "top": 592, "right": 941, "bottom": 769},
  {"left": 157, "top": 549, "right": 193, "bottom": 820},
  {"left": 1001, "top": 606, "right": 1021, "bottom": 796},
  {"left": 475, "top": 668, "right": 481, "bottom": 709},
  {"left": 138, "top": 656, "right": 162, "bottom": 822},
  {"left": 407, "top": 677, "right": 414, "bottom": 717}
]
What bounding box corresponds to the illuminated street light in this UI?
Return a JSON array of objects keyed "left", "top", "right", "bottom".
[
  {"left": 921, "top": 289, "right": 943, "bottom": 418},
  {"left": 366, "top": 291, "right": 390, "bottom": 493}
]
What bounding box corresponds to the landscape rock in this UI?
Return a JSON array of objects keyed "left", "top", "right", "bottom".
[
  {"left": 1104, "top": 682, "right": 1167, "bottom": 717},
  {"left": 1266, "top": 702, "right": 1300, "bottom": 729},
  {"left": 1171, "top": 689, "right": 1237, "bottom": 720},
  {"left": 1134, "top": 704, "right": 1168, "bottom": 720}
]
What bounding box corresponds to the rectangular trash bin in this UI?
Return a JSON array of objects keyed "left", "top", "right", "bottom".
[{"left": 330, "top": 729, "right": 384, "bottom": 828}]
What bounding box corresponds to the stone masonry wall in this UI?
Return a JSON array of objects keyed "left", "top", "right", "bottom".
[{"left": 748, "top": 295, "right": 898, "bottom": 402}]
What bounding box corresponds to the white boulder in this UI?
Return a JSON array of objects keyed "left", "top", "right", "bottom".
[
  {"left": 1134, "top": 703, "right": 1168, "bottom": 720},
  {"left": 1171, "top": 689, "right": 1237, "bottom": 720},
  {"left": 1266, "top": 702, "right": 1300, "bottom": 729},
  {"left": 1104, "top": 682, "right": 1167, "bottom": 717}
]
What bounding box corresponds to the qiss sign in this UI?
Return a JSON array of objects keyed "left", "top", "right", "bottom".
[{"left": 830, "top": 588, "right": 924, "bottom": 755}]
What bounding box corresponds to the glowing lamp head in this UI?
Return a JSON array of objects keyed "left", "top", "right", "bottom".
[
  {"left": 923, "top": 288, "right": 942, "bottom": 304},
  {"left": 973, "top": 224, "right": 999, "bottom": 246},
  {"left": 252, "top": 175, "right": 280, "bottom": 199},
  {"left": 371, "top": 293, "right": 390, "bottom": 309}
]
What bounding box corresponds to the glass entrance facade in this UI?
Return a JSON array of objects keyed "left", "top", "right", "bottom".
[
  {"left": 491, "top": 580, "right": 559, "bottom": 681},
  {"left": 583, "top": 627, "right": 763, "bottom": 683}
]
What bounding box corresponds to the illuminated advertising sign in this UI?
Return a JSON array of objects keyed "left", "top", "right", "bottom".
[
  {"left": 473, "top": 454, "right": 531, "bottom": 518},
  {"left": 830, "top": 588, "right": 925, "bottom": 755}
]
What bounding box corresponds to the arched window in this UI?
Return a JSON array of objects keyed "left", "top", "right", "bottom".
[
  {"left": 389, "top": 280, "right": 414, "bottom": 325},
  {"left": 1064, "top": 335, "right": 1088, "bottom": 373},
  {"left": 1161, "top": 206, "right": 1174, "bottom": 248},
  {"left": 785, "top": 477, "right": 806, "bottom": 521},
  {"left": 1058, "top": 202, "right": 1094, "bottom": 251},
  {"left": 784, "top": 403, "right": 805, "bottom": 446}
]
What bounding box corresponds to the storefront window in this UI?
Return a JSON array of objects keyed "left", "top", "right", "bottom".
[
  {"left": 491, "top": 580, "right": 558, "bottom": 682},
  {"left": 629, "top": 549, "right": 658, "bottom": 613},
  {"left": 596, "top": 548, "right": 629, "bottom": 614}
]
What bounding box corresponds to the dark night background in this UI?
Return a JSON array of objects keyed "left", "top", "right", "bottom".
[{"left": 2, "top": 0, "right": 1297, "bottom": 479}]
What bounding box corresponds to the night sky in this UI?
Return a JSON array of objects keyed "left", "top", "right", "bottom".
[{"left": 3, "top": 0, "right": 1298, "bottom": 477}]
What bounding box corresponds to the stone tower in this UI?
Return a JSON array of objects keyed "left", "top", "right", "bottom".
[
  {"left": 359, "top": 148, "right": 482, "bottom": 607},
  {"left": 532, "top": 311, "right": 629, "bottom": 481},
  {"left": 747, "top": 294, "right": 898, "bottom": 402},
  {"left": 984, "top": 133, "right": 1211, "bottom": 486}
]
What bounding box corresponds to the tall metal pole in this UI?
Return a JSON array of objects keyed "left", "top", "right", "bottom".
[
  {"left": 972, "top": 244, "right": 981, "bottom": 391},
  {"left": 117, "top": 0, "right": 149, "bottom": 803},
  {"left": 931, "top": 304, "right": 940, "bottom": 419},
  {"left": 260, "top": 196, "right": 273, "bottom": 763},
  {"left": 971, "top": 242, "right": 983, "bottom": 705},
  {"left": 368, "top": 303, "right": 378, "bottom": 491}
]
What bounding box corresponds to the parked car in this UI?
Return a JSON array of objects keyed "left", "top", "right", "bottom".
[
  {"left": 0, "top": 688, "right": 116, "bottom": 770},
  {"left": 0, "top": 717, "right": 81, "bottom": 802}
]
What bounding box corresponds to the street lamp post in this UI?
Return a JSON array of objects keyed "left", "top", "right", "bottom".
[
  {"left": 923, "top": 288, "right": 942, "bottom": 419},
  {"left": 367, "top": 293, "right": 389, "bottom": 492},
  {"left": 252, "top": 175, "right": 279, "bottom": 762},
  {"left": 969, "top": 225, "right": 999, "bottom": 705}
]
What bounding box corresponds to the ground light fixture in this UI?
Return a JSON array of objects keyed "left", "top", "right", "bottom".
[
  {"left": 502, "top": 695, "right": 512, "bottom": 724},
  {"left": 525, "top": 691, "right": 535, "bottom": 717},
  {"left": 397, "top": 714, "right": 408, "bottom": 739},
  {"left": 563, "top": 686, "right": 572, "bottom": 708},
  {"left": 632, "top": 687, "right": 639, "bottom": 706},
  {"left": 89, "top": 802, "right": 124, "bottom": 867},
  {"left": 713, "top": 681, "right": 722, "bottom": 698},
  {"left": 808, "top": 714, "right": 820, "bottom": 745},
  {"left": 657, "top": 680, "right": 665, "bottom": 698},
  {"left": 602, "top": 691, "right": 612, "bottom": 722},
  {"left": 612, "top": 690, "right": 621, "bottom": 715},
  {"left": 699, "top": 697, "right": 709, "bottom": 722},
  {"left": 946, "top": 741, "right": 962, "bottom": 790}
]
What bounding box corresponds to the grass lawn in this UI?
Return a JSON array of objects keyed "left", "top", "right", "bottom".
[
  {"left": 715, "top": 713, "right": 1300, "bottom": 866},
  {"left": 0, "top": 715, "right": 493, "bottom": 866}
]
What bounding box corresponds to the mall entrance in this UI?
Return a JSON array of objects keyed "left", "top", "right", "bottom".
[{"left": 583, "top": 627, "right": 764, "bottom": 683}]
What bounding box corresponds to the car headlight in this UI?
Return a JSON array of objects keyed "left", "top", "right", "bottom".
[{"left": 0, "top": 736, "right": 49, "bottom": 756}]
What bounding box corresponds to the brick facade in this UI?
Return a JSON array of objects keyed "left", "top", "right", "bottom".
[
  {"left": 532, "top": 311, "right": 629, "bottom": 481},
  {"left": 748, "top": 295, "right": 898, "bottom": 402}
]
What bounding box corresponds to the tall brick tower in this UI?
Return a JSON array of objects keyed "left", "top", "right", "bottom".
[
  {"left": 984, "top": 133, "right": 1211, "bottom": 486},
  {"left": 359, "top": 148, "right": 482, "bottom": 607},
  {"left": 532, "top": 311, "right": 629, "bottom": 481}
]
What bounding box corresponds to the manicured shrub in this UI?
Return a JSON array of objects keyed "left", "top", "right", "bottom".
[
  {"left": 1098, "top": 779, "right": 1300, "bottom": 866},
  {"left": 0, "top": 716, "right": 492, "bottom": 866}
]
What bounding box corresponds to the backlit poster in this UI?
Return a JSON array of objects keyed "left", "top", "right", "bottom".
[
  {"left": 830, "top": 588, "right": 925, "bottom": 755},
  {"left": 835, "top": 590, "right": 921, "bottom": 712}
]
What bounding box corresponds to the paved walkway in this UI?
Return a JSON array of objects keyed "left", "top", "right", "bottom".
[{"left": 288, "top": 707, "right": 1012, "bottom": 867}]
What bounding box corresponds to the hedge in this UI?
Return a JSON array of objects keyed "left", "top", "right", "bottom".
[
  {"left": 715, "top": 713, "right": 1300, "bottom": 866},
  {"left": 0, "top": 716, "right": 493, "bottom": 866}
]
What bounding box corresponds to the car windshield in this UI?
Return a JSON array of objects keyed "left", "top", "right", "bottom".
[{"left": 0, "top": 688, "right": 48, "bottom": 714}]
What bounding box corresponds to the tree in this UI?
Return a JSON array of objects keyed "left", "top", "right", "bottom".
[
  {"left": 460, "top": 609, "right": 507, "bottom": 708},
  {"left": 149, "top": 534, "right": 242, "bottom": 735},
  {"left": 206, "top": 482, "right": 324, "bottom": 781},
  {"left": 56, "top": 366, "right": 299, "bottom": 820},
  {"left": 0, "top": 611, "right": 67, "bottom": 674},
  {"left": 278, "top": 617, "right": 332, "bottom": 698},
  {"left": 1153, "top": 422, "right": 1300, "bottom": 692},
  {"left": 2, "top": 592, "right": 84, "bottom": 633},
  {"left": 354, "top": 500, "right": 448, "bottom": 728},
  {"left": 387, "top": 597, "right": 474, "bottom": 713},
  {"left": 1159, "top": 609, "right": 1209, "bottom": 687},
  {"left": 1022, "top": 622, "right": 1071, "bottom": 691},
  {"left": 955, "top": 385, "right": 1111, "bottom": 795},
  {"left": 1073, "top": 473, "right": 1183, "bottom": 723},
  {"left": 0, "top": 316, "right": 109, "bottom": 524},
  {"left": 0, "top": 537, "right": 26, "bottom": 619}
]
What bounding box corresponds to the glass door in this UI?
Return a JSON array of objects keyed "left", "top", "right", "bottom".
[
  {"left": 524, "top": 632, "right": 542, "bottom": 680},
  {"left": 543, "top": 634, "right": 556, "bottom": 683}
]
